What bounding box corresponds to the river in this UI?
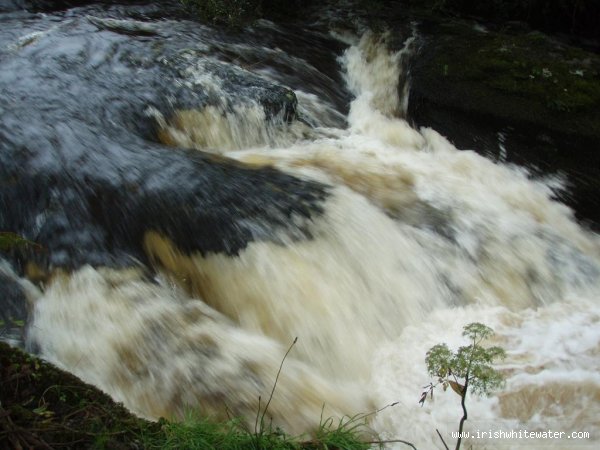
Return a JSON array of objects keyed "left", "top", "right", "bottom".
[{"left": 1, "top": 1, "right": 599, "bottom": 448}]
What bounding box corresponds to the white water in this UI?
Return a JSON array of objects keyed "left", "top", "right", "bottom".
[{"left": 27, "top": 30, "right": 600, "bottom": 448}]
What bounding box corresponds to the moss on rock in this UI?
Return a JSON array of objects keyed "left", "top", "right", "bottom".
[{"left": 410, "top": 19, "right": 600, "bottom": 141}]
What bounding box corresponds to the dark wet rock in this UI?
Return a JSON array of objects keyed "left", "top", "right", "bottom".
[
  {"left": 406, "top": 18, "right": 600, "bottom": 229},
  {"left": 212, "top": 21, "right": 352, "bottom": 125},
  {"left": 0, "top": 3, "right": 328, "bottom": 271},
  {"left": 23, "top": 1, "right": 144, "bottom": 12},
  {"left": 0, "top": 0, "right": 24, "bottom": 12},
  {"left": 86, "top": 14, "right": 162, "bottom": 36},
  {"left": 164, "top": 51, "right": 298, "bottom": 122}
]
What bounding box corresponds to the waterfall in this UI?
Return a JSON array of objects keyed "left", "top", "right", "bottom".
[{"left": 22, "top": 22, "right": 600, "bottom": 449}]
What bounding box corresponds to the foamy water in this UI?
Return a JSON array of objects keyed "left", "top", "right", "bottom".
[{"left": 26, "top": 28, "right": 600, "bottom": 449}]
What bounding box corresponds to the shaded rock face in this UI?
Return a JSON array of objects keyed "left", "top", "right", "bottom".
[
  {"left": 0, "top": 1, "right": 327, "bottom": 271},
  {"left": 406, "top": 18, "right": 600, "bottom": 230}
]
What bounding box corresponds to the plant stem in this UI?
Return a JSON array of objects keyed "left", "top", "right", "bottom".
[
  {"left": 436, "top": 428, "right": 449, "bottom": 450},
  {"left": 259, "top": 337, "right": 297, "bottom": 430},
  {"left": 455, "top": 371, "right": 469, "bottom": 450}
]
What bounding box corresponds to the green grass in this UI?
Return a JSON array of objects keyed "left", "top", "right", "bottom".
[
  {"left": 139, "top": 410, "right": 375, "bottom": 450},
  {"left": 146, "top": 409, "right": 375, "bottom": 450},
  {"left": 141, "top": 412, "right": 297, "bottom": 449},
  {"left": 313, "top": 415, "right": 372, "bottom": 450}
]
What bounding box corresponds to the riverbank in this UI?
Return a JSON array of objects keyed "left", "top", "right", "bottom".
[
  {"left": 1, "top": 342, "right": 160, "bottom": 448},
  {"left": 0, "top": 342, "right": 372, "bottom": 449}
]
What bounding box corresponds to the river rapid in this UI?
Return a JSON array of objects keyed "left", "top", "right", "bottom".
[{"left": 1, "top": 1, "right": 599, "bottom": 449}]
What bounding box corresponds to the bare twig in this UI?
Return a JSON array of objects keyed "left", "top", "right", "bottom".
[
  {"left": 436, "top": 428, "right": 450, "bottom": 450},
  {"left": 259, "top": 337, "right": 297, "bottom": 431}
]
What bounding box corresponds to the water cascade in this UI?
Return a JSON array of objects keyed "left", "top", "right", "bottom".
[{"left": 1, "top": 3, "right": 598, "bottom": 448}]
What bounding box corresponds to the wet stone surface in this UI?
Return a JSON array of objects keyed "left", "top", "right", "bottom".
[{"left": 0, "top": 1, "right": 330, "bottom": 270}]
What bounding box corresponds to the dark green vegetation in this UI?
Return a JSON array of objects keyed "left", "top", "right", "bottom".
[
  {"left": 1, "top": 341, "right": 160, "bottom": 449},
  {"left": 1, "top": 343, "right": 374, "bottom": 449}
]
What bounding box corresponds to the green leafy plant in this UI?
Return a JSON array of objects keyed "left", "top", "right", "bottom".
[
  {"left": 420, "top": 322, "right": 505, "bottom": 450},
  {"left": 0, "top": 232, "right": 41, "bottom": 251}
]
